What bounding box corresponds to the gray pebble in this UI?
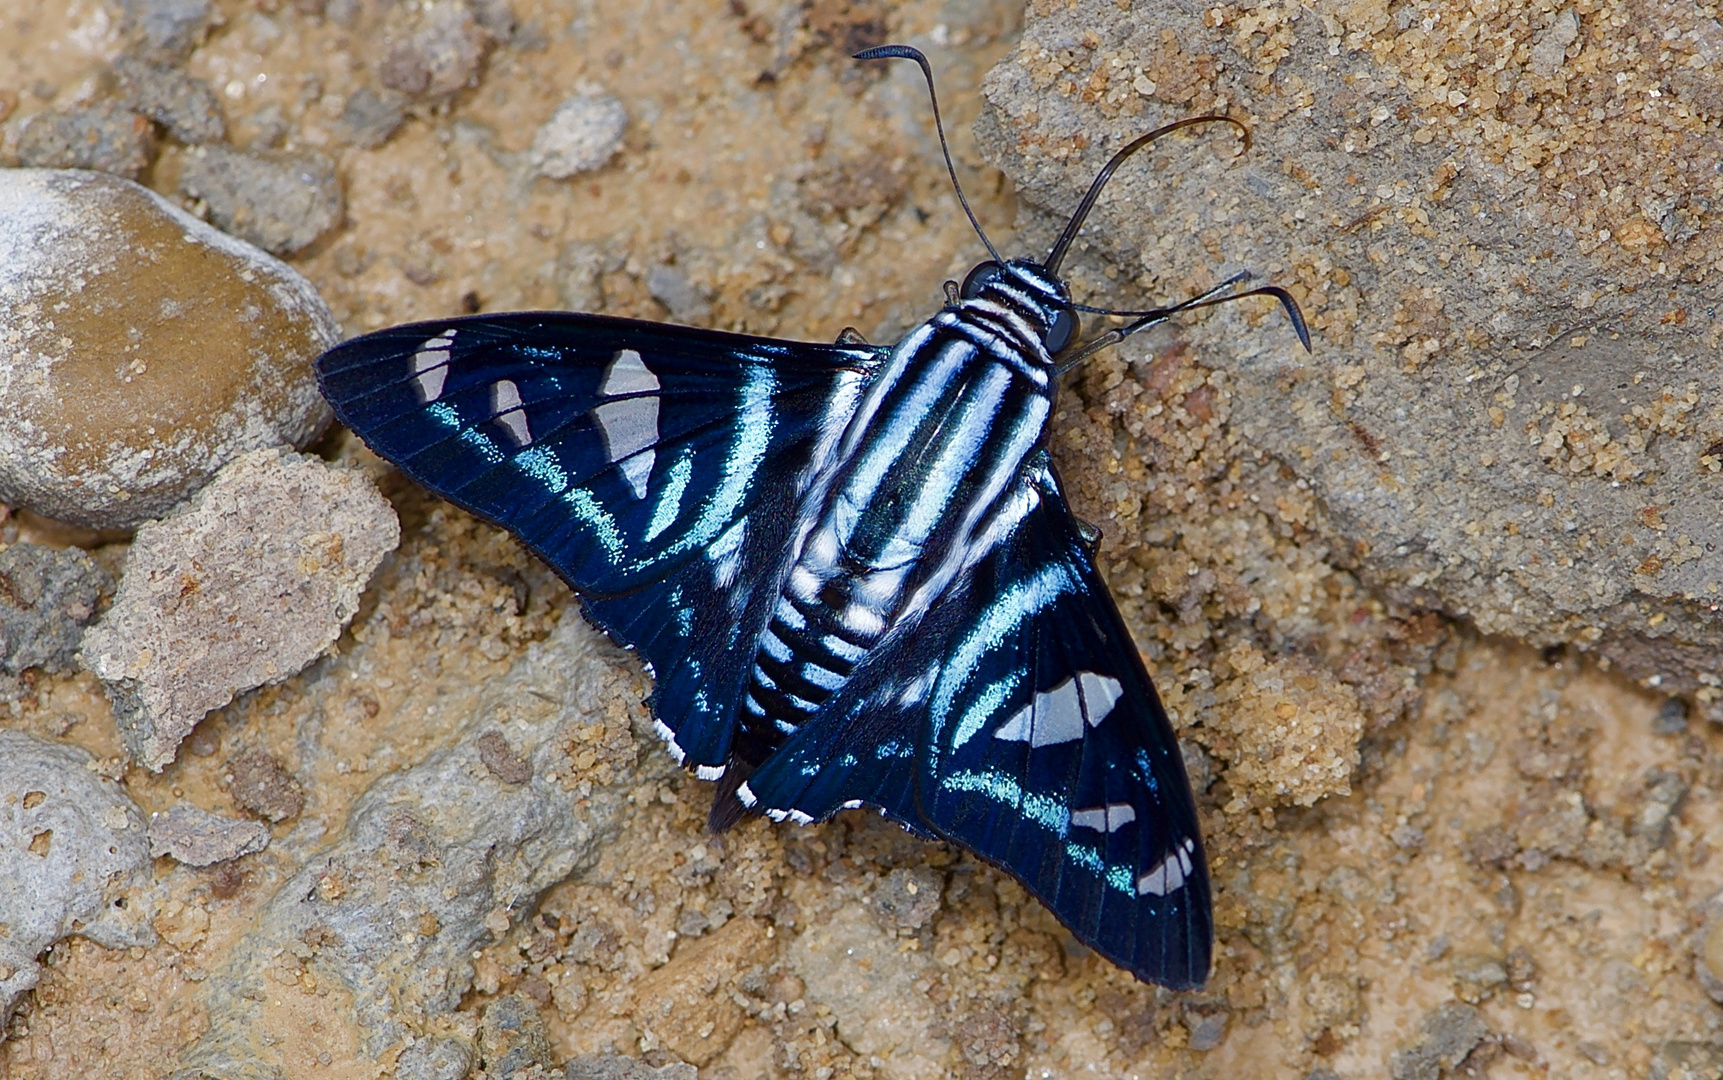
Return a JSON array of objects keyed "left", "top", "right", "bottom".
[
  {"left": 0, "top": 730, "right": 155, "bottom": 1026},
  {"left": 16, "top": 101, "right": 157, "bottom": 179},
  {"left": 378, "top": 1, "right": 490, "bottom": 100},
  {"left": 112, "top": 54, "right": 226, "bottom": 144},
  {"left": 396, "top": 1038, "right": 475, "bottom": 1080},
  {"left": 81, "top": 449, "right": 399, "bottom": 771},
  {"left": 1184, "top": 1006, "right": 1228, "bottom": 1052},
  {"left": 333, "top": 86, "right": 406, "bottom": 149},
  {"left": 479, "top": 994, "right": 554, "bottom": 1079},
  {"left": 116, "top": 0, "right": 214, "bottom": 60},
  {"left": 179, "top": 144, "right": 345, "bottom": 255},
  {"left": 0, "top": 543, "right": 112, "bottom": 676},
  {"left": 646, "top": 264, "right": 711, "bottom": 325},
  {"left": 871, "top": 866, "right": 942, "bottom": 931},
  {"left": 530, "top": 90, "right": 627, "bottom": 179},
  {"left": 1390, "top": 1001, "right": 1490, "bottom": 1080},
  {"left": 147, "top": 802, "right": 271, "bottom": 866},
  {"left": 565, "top": 1057, "right": 696, "bottom": 1080},
  {"left": 1652, "top": 697, "right": 1689, "bottom": 735}
]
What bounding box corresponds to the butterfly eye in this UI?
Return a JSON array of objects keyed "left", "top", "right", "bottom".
[
  {"left": 1045, "top": 308, "right": 1078, "bottom": 354},
  {"left": 960, "top": 261, "right": 1003, "bottom": 299}
]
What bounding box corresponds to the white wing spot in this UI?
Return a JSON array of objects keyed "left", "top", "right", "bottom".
[
  {"left": 1078, "top": 672, "right": 1124, "bottom": 726},
  {"left": 652, "top": 719, "right": 686, "bottom": 764},
  {"left": 601, "top": 349, "right": 660, "bottom": 396},
  {"left": 1070, "top": 803, "right": 1138, "bottom": 833},
  {"left": 1137, "top": 837, "right": 1198, "bottom": 897},
  {"left": 695, "top": 764, "right": 726, "bottom": 781},
  {"left": 839, "top": 799, "right": 863, "bottom": 810},
  {"left": 736, "top": 782, "right": 758, "bottom": 808},
  {"left": 410, "top": 330, "right": 456, "bottom": 402},
  {"left": 593, "top": 396, "right": 658, "bottom": 497},
  {"left": 995, "top": 678, "right": 1081, "bottom": 746},
  {"left": 491, "top": 379, "right": 533, "bottom": 446}
]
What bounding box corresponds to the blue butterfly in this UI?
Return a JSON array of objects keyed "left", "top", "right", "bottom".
[{"left": 316, "top": 46, "right": 1308, "bottom": 990}]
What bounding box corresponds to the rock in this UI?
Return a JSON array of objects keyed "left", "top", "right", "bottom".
[
  {"left": 116, "top": 0, "right": 215, "bottom": 60},
  {"left": 630, "top": 916, "right": 772, "bottom": 1066},
  {"left": 975, "top": 0, "right": 1723, "bottom": 698},
  {"left": 871, "top": 866, "right": 942, "bottom": 931},
  {"left": 789, "top": 900, "right": 950, "bottom": 1080},
  {"left": 331, "top": 86, "right": 406, "bottom": 149},
  {"left": 15, "top": 101, "right": 157, "bottom": 179},
  {"left": 81, "top": 449, "right": 399, "bottom": 770},
  {"left": 0, "top": 543, "right": 112, "bottom": 675},
  {"left": 147, "top": 802, "right": 271, "bottom": 865},
  {"left": 1183, "top": 1003, "right": 1228, "bottom": 1051},
  {"left": 530, "top": 89, "right": 627, "bottom": 179},
  {"left": 1653, "top": 1041, "right": 1723, "bottom": 1080},
  {"left": 1389, "top": 1002, "right": 1490, "bottom": 1080},
  {"left": 378, "top": 1, "right": 491, "bottom": 100},
  {"left": 1652, "top": 697, "right": 1690, "bottom": 735},
  {"left": 224, "top": 748, "right": 305, "bottom": 823},
  {"left": 0, "top": 168, "right": 338, "bottom": 528},
  {"left": 565, "top": 1057, "right": 696, "bottom": 1080},
  {"left": 178, "top": 145, "right": 345, "bottom": 255},
  {"left": 397, "top": 1038, "right": 476, "bottom": 1080},
  {"left": 645, "top": 264, "right": 710, "bottom": 326},
  {"left": 479, "top": 994, "right": 555, "bottom": 1079},
  {"left": 112, "top": 55, "right": 226, "bottom": 144},
  {"left": 0, "top": 730, "right": 156, "bottom": 1025},
  {"left": 169, "top": 614, "right": 665, "bottom": 1079}
]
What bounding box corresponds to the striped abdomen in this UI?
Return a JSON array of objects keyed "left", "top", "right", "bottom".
[{"left": 738, "top": 288, "right": 1058, "bottom": 746}]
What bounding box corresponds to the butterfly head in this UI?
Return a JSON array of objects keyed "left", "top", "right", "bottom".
[{"left": 958, "top": 258, "right": 1080, "bottom": 357}]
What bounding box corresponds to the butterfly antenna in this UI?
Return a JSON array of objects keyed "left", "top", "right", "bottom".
[
  {"left": 1044, "top": 116, "right": 1249, "bottom": 277},
  {"left": 854, "top": 44, "right": 1003, "bottom": 265}
]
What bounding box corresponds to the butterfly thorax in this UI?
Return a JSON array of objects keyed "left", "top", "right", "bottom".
[{"left": 737, "top": 276, "right": 1063, "bottom": 751}]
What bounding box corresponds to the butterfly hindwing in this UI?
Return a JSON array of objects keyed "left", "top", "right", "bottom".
[
  {"left": 316, "top": 312, "right": 883, "bottom": 768},
  {"left": 739, "top": 454, "right": 1211, "bottom": 988}
]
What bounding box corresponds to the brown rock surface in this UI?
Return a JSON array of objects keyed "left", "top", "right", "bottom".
[{"left": 0, "top": 169, "right": 337, "bottom": 529}]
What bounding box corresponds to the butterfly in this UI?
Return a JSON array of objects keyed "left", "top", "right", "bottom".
[{"left": 315, "top": 45, "right": 1308, "bottom": 990}]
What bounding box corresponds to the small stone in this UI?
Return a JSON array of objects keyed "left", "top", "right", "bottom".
[
  {"left": 1450, "top": 954, "right": 1509, "bottom": 1001},
  {"left": 476, "top": 730, "right": 532, "bottom": 784},
  {"left": 396, "top": 1038, "right": 476, "bottom": 1080},
  {"left": 116, "top": 0, "right": 215, "bottom": 60},
  {"left": 226, "top": 750, "right": 305, "bottom": 823},
  {"left": 646, "top": 264, "right": 711, "bottom": 325},
  {"left": 178, "top": 145, "right": 344, "bottom": 255},
  {"left": 112, "top": 55, "right": 226, "bottom": 144},
  {"left": 0, "top": 730, "right": 155, "bottom": 1026},
  {"left": 530, "top": 89, "right": 627, "bottom": 179},
  {"left": 479, "top": 994, "right": 554, "bottom": 1079},
  {"left": 0, "top": 168, "right": 338, "bottom": 528},
  {"left": 1184, "top": 1004, "right": 1229, "bottom": 1051},
  {"left": 80, "top": 449, "right": 399, "bottom": 770},
  {"left": 147, "top": 802, "right": 271, "bottom": 865},
  {"left": 1652, "top": 697, "right": 1689, "bottom": 735},
  {"left": 871, "top": 866, "right": 942, "bottom": 931},
  {"left": 1653, "top": 1041, "right": 1723, "bottom": 1080},
  {"left": 332, "top": 86, "right": 406, "bottom": 149},
  {"left": 0, "top": 543, "right": 112, "bottom": 675},
  {"left": 15, "top": 102, "right": 157, "bottom": 179},
  {"left": 564, "top": 1057, "right": 696, "bottom": 1080},
  {"left": 379, "top": 1, "right": 490, "bottom": 100}
]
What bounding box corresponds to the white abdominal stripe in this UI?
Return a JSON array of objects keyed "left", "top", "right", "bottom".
[
  {"left": 594, "top": 349, "right": 661, "bottom": 499},
  {"left": 994, "top": 671, "right": 1123, "bottom": 747},
  {"left": 1137, "top": 836, "right": 1197, "bottom": 897}
]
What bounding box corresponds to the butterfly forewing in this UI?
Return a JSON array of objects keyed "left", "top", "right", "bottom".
[{"left": 316, "top": 312, "right": 882, "bottom": 769}]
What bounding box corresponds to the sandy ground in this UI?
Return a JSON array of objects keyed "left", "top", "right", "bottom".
[{"left": 3, "top": 1, "right": 1722, "bottom": 1078}]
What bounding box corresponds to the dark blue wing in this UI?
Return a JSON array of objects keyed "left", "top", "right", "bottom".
[
  {"left": 316, "top": 312, "right": 882, "bottom": 770},
  {"left": 739, "top": 454, "right": 1211, "bottom": 989}
]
